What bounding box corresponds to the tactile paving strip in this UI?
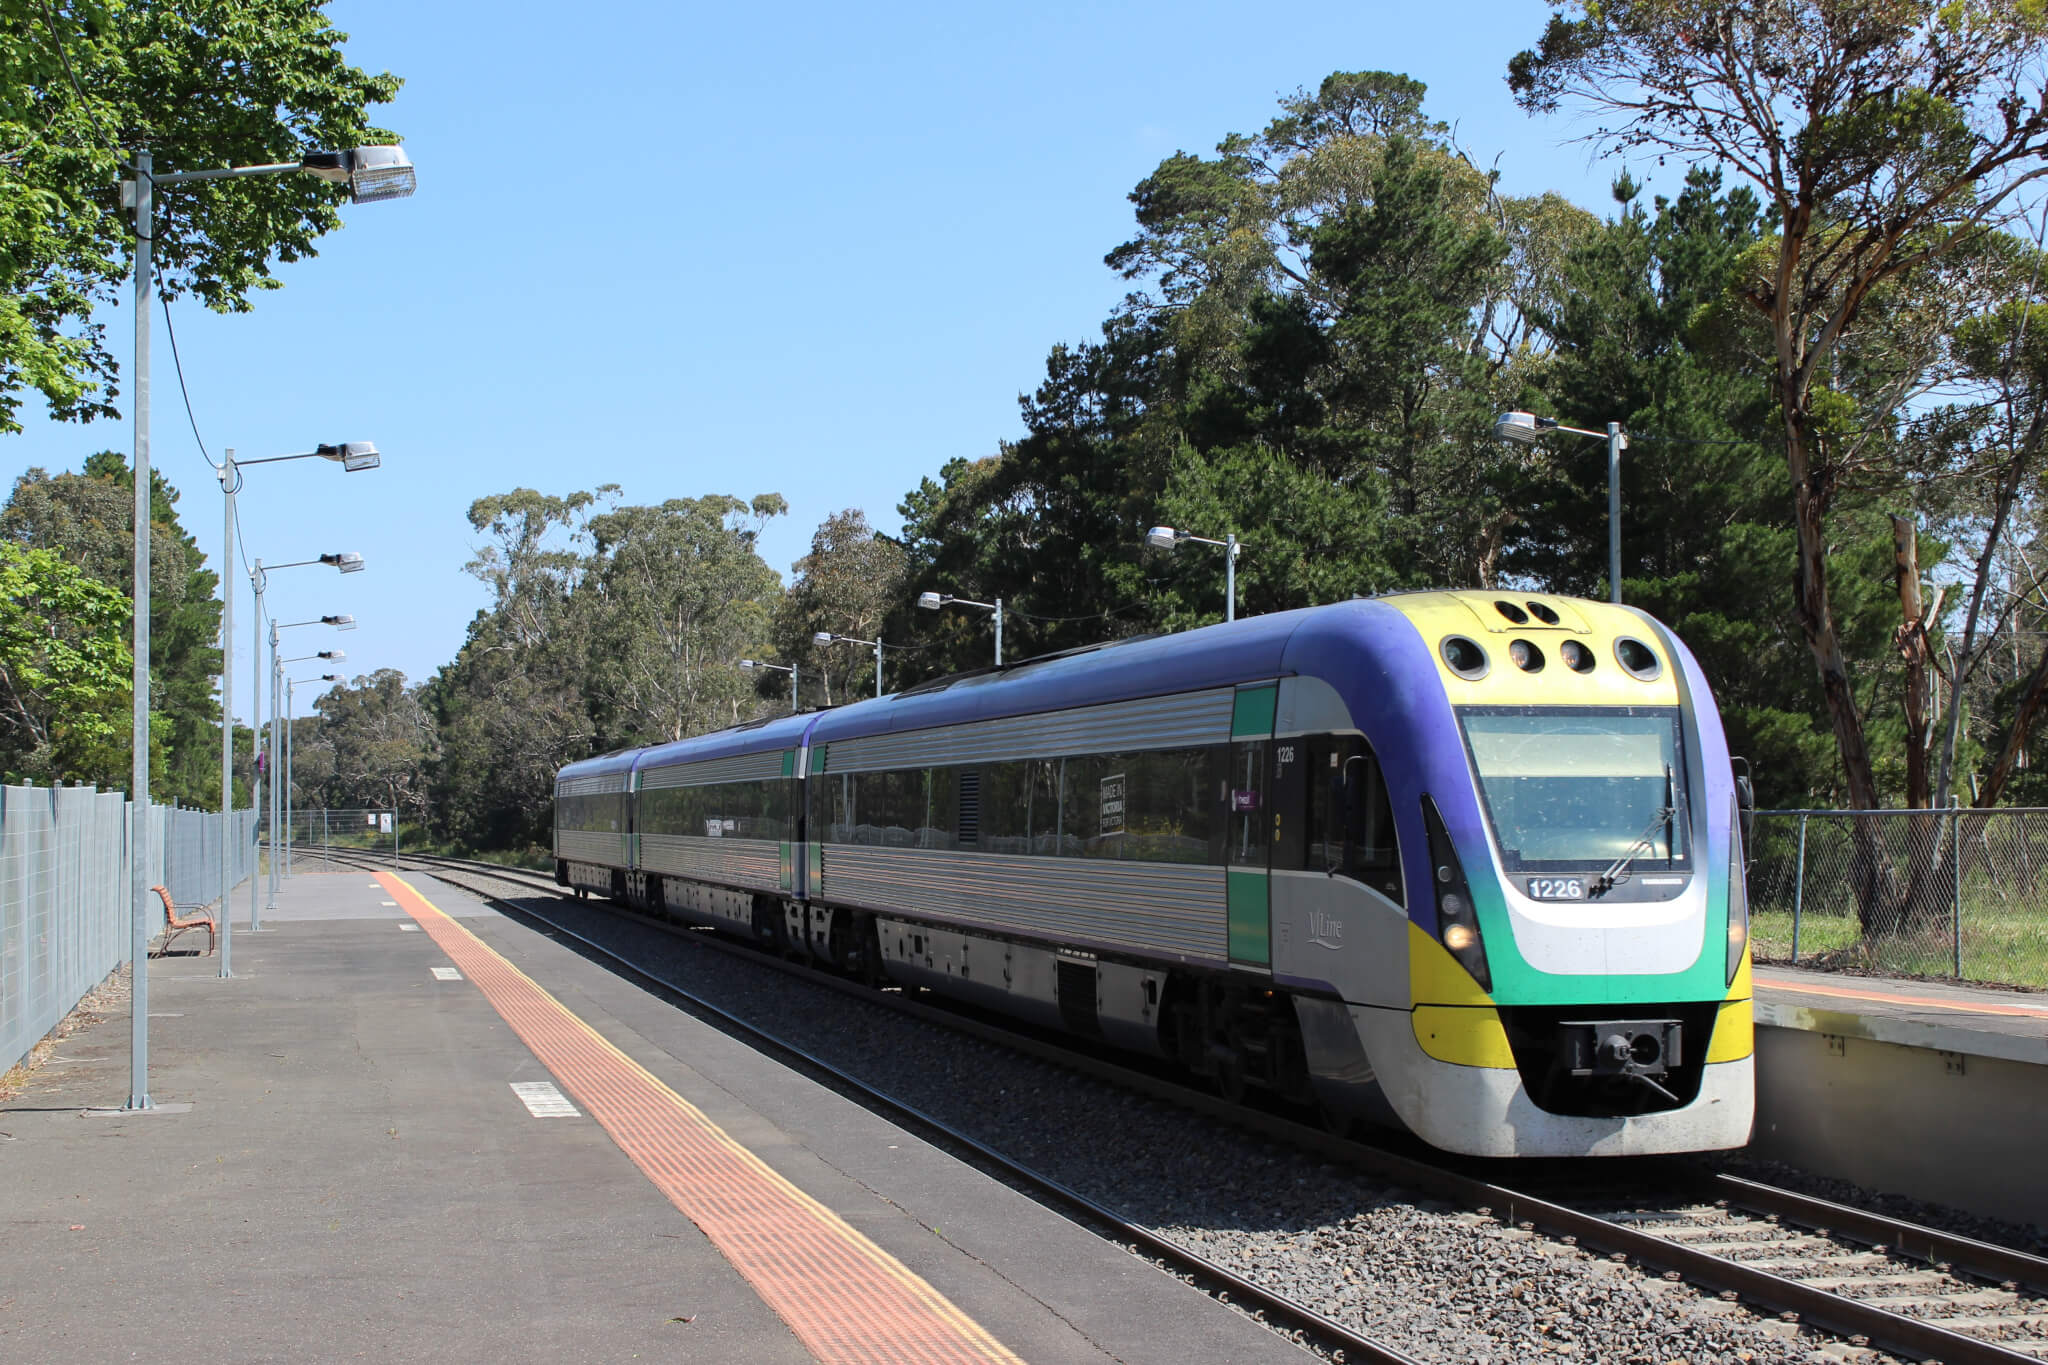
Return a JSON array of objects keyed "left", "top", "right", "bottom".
[{"left": 377, "top": 871, "right": 1023, "bottom": 1365}]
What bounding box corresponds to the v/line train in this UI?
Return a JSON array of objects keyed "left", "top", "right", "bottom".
[{"left": 554, "top": 591, "right": 1755, "bottom": 1158}]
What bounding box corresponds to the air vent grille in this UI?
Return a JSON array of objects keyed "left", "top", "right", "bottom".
[{"left": 957, "top": 770, "right": 981, "bottom": 846}]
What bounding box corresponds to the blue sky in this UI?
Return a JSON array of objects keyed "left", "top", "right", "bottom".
[{"left": 2, "top": 0, "right": 1675, "bottom": 723}]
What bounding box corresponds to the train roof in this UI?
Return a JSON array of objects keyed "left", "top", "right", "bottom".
[
  {"left": 554, "top": 590, "right": 1674, "bottom": 783},
  {"left": 807, "top": 602, "right": 1335, "bottom": 745},
  {"left": 631, "top": 709, "right": 819, "bottom": 772}
]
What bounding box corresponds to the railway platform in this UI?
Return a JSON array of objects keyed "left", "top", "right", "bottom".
[
  {"left": 0, "top": 869, "right": 1304, "bottom": 1364},
  {"left": 1750, "top": 964, "right": 2048, "bottom": 1230}
]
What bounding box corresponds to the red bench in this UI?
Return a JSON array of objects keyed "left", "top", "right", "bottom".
[{"left": 149, "top": 885, "right": 216, "bottom": 957}]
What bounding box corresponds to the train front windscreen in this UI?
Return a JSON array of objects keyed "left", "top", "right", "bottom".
[{"left": 1457, "top": 706, "right": 1690, "bottom": 876}]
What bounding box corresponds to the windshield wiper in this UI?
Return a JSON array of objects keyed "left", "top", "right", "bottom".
[{"left": 1589, "top": 765, "right": 1678, "bottom": 899}]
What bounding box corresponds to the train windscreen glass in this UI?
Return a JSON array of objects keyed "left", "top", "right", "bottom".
[{"left": 1457, "top": 706, "right": 1689, "bottom": 873}]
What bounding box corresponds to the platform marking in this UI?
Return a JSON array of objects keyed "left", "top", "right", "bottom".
[
  {"left": 510, "top": 1080, "right": 580, "bottom": 1117},
  {"left": 1758, "top": 976, "right": 2048, "bottom": 1020},
  {"left": 374, "top": 870, "right": 1023, "bottom": 1365},
  {"left": 431, "top": 966, "right": 463, "bottom": 981},
  {"left": 398, "top": 923, "right": 421, "bottom": 932},
  {"left": 381, "top": 900, "right": 399, "bottom": 906}
]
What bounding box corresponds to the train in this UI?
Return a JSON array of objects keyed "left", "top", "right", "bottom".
[{"left": 553, "top": 591, "right": 1755, "bottom": 1158}]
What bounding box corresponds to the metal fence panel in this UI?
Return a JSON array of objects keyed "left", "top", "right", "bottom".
[
  {"left": 1749, "top": 808, "right": 2048, "bottom": 988},
  {"left": 261, "top": 808, "right": 398, "bottom": 873},
  {"left": 1, "top": 784, "right": 257, "bottom": 1077}
]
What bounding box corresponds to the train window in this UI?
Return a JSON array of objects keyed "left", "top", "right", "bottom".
[
  {"left": 639, "top": 779, "right": 792, "bottom": 842},
  {"left": 1307, "top": 737, "right": 1404, "bottom": 903},
  {"left": 1059, "top": 747, "right": 1219, "bottom": 864}
]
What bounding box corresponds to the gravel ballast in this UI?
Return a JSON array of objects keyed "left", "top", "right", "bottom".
[{"left": 445, "top": 870, "right": 1904, "bottom": 1364}]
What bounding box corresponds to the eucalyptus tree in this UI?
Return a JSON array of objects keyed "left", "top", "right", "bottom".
[
  {"left": 584, "top": 494, "right": 785, "bottom": 744},
  {"left": 774, "top": 508, "right": 906, "bottom": 704},
  {"left": 1510, "top": 0, "right": 2048, "bottom": 814}
]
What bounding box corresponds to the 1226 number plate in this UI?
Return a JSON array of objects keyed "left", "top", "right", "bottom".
[{"left": 1527, "top": 877, "right": 1586, "bottom": 901}]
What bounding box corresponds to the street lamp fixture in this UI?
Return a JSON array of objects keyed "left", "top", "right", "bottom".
[
  {"left": 319, "top": 551, "right": 366, "bottom": 573},
  {"left": 1492, "top": 410, "right": 1628, "bottom": 603},
  {"left": 323, "top": 614, "right": 357, "bottom": 630},
  {"left": 916, "top": 591, "right": 1004, "bottom": 664},
  {"left": 316, "top": 441, "right": 381, "bottom": 472},
  {"left": 298, "top": 145, "right": 418, "bottom": 204},
  {"left": 1143, "top": 525, "right": 1245, "bottom": 623},
  {"left": 814, "top": 632, "right": 887, "bottom": 700},
  {"left": 739, "top": 658, "right": 800, "bottom": 712},
  {"left": 124, "top": 143, "right": 414, "bottom": 1110}
]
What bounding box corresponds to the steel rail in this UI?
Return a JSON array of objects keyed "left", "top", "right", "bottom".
[
  {"left": 1707, "top": 1172, "right": 2048, "bottom": 1297},
  {"left": 361, "top": 851, "right": 1424, "bottom": 1365},
  {"left": 386, "top": 851, "right": 2048, "bottom": 1365}
]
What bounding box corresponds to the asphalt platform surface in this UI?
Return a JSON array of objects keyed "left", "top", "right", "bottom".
[{"left": 1, "top": 870, "right": 1305, "bottom": 1363}]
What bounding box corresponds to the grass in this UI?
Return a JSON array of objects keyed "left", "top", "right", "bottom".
[{"left": 1752, "top": 900, "right": 2048, "bottom": 989}]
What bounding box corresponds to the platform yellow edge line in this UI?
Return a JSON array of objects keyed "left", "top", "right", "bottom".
[{"left": 376, "top": 870, "right": 1024, "bottom": 1364}]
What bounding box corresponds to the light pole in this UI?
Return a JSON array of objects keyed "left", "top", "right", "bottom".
[
  {"left": 814, "top": 632, "right": 886, "bottom": 699},
  {"left": 253, "top": 598, "right": 356, "bottom": 928},
  {"left": 916, "top": 591, "right": 1003, "bottom": 664},
  {"left": 284, "top": 671, "right": 341, "bottom": 879},
  {"left": 738, "top": 658, "right": 799, "bottom": 712},
  {"left": 120, "top": 144, "right": 413, "bottom": 1111},
  {"left": 1145, "top": 526, "right": 1245, "bottom": 623},
  {"left": 1493, "top": 410, "right": 1629, "bottom": 604},
  {"left": 280, "top": 654, "right": 344, "bottom": 879},
  {"left": 218, "top": 445, "right": 378, "bottom": 977}
]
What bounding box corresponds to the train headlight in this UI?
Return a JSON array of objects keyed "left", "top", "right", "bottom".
[
  {"left": 1423, "top": 796, "right": 1491, "bottom": 992},
  {"left": 1727, "top": 795, "right": 1750, "bottom": 985}
]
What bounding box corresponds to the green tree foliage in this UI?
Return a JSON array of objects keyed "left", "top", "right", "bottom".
[
  {"left": 1510, "top": 0, "right": 2048, "bottom": 811},
  {"left": 774, "top": 508, "right": 908, "bottom": 704},
  {"left": 891, "top": 75, "right": 1600, "bottom": 684},
  {"left": 1, "top": 452, "right": 221, "bottom": 803},
  {"left": 0, "top": 537, "right": 131, "bottom": 783},
  {"left": 427, "top": 489, "right": 604, "bottom": 851},
  {"left": 586, "top": 494, "right": 787, "bottom": 742},
  {"left": 1528, "top": 169, "right": 1906, "bottom": 806},
  {"left": 0, "top": 0, "right": 402, "bottom": 430},
  {"left": 309, "top": 669, "right": 435, "bottom": 819},
  {"left": 424, "top": 487, "right": 786, "bottom": 851}
]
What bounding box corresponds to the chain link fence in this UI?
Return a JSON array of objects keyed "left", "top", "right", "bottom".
[
  {"left": 2, "top": 782, "right": 257, "bottom": 1077},
  {"left": 1749, "top": 808, "right": 2048, "bottom": 988},
  {"left": 261, "top": 808, "right": 399, "bottom": 874}
]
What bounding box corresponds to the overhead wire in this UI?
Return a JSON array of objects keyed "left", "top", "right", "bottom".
[{"left": 158, "top": 283, "right": 221, "bottom": 472}]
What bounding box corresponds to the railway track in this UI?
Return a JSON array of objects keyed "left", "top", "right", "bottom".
[{"left": 349, "top": 850, "right": 2048, "bottom": 1364}]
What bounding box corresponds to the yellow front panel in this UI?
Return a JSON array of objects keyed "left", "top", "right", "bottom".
[
  {"left": 1706, "top": 999, "right": 1754, "bottom": 1062},
  {"left": 1411, "top": 1005, "right": 1517, "bottom": 1068},
  {"left": 1408, "top": 921, "right": 1491, "bottom": 1007},
  {"left": 1383, "top": 591, "right": 1682, "bottom": 709}
]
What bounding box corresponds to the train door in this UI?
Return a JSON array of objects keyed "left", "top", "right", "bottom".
[{"left": 1227, "top": 683, "right": 1278, "bottom": 967}]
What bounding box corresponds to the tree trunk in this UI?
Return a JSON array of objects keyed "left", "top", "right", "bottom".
[
  {"left": 1787, "top": 411, "right": 1882, "bottom": 811},
  {"left": 1784, "top": 405, "right": 1898, "bottom": 932},
  {"left": 1976, "top": 641, "right": 2048, "bottom": 808},
  {"left": 1892, "top": 516, "right": 1932, "bottom": 810}
]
